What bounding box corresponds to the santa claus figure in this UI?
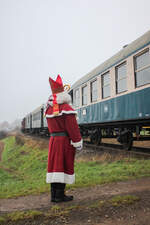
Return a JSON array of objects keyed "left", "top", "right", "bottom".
[{"left": 45, "top": 74, "right": 83, "bottom": 203}]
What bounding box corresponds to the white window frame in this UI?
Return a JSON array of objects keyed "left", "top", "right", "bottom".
[
  {"left": 90, "top": 79, "right": 98, "bottom": 102},
  {"left": 101, "top": 72, "right": 110, "bottom": 99},
  {"left": 74, "top": 88, "right": 80, "bottom": 108},
  {"left": 134, "top": 48, "right": 150, "bottom": 87},
  {"left": 82, "top": 85, "right": 87, "bottom": 106},
  {"left": 115, "top": 62, "right": 127, "bottom": 94}
]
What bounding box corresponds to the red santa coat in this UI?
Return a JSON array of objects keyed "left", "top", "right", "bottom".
[{"left": 45, "top": 103, "right": 82, "bottom": 184}]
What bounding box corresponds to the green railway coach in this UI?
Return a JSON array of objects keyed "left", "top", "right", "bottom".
[{"left": 70, "top": 30, "right": 150, "bottom": 150}]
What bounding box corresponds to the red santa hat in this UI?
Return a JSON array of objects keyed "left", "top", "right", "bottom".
[{"left": 49, "top": 75, "right": 64, "bottom": 115}]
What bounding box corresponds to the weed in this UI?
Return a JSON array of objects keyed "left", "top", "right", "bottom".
[
  {"left": 88, "top": 200, "right": 105, "bottom": 209},
  {"left": 51, "top": 205, "right": 61, "bottom": 212},
  {"left": 15, "top": 135, "right": 25, "bottom": 146},
  {"left": 7, "top": 210, "right": 43, "bottom": 221},
  {"left": 110, "top": 195, "right": 140, "bottom": 206}
]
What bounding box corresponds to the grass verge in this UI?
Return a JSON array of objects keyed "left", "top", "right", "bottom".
[{"left": 0, "top": 136, "right": 150, "bottom": 198}]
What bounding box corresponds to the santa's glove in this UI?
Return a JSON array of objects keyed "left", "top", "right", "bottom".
[
  {"left": 76, "top": 145, "right": 83, "bottom": 151},
  {"left": 76, "top": 139, "right": 83, "bottom": 151},
  {"left": 71, "top": 139, "right": 83, "bottom": 151}
]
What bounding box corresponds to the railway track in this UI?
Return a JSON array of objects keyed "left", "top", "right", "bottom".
[
  {"left": 83, "top": 142, "right": 150, "bottom": 159},
  {"left": 24, "top": 133, "right": 150, "bottom": 158}
]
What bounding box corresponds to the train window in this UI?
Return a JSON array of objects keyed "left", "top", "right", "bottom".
[
  {"left": 115, "top": 62, "right": 127, "bottom": 94},
  {"left": 74, "top": 89, "right": 80, "bottom": 107},
  {"left": 91, "top": 79, "right": 97, "bottom": 102},
  {"left": 82, "top": 85, "right": 87, "bottom": 105},
  {"left": 134, "top": 50, "right": 150, "bottom": 87},
  {"left": 102, "top": 72, "right": 110, "bottom": 99}
]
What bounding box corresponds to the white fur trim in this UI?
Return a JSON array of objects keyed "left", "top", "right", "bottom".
[
  {"left": 46, "top": 172, "right": 75, "bottom": 184},
  {"left": 71, "top": 139, "right": 83, "bottom": 148},
  {"left": 46, "top": 110, "right": 77, "bottom": 118}
]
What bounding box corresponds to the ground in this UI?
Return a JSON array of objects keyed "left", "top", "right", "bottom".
[
  {"left": 0, "top": 136, "right": 150, "bottom": 224},
  {"left": 0, "top": 178, "right": 150, "bottom": 225}
]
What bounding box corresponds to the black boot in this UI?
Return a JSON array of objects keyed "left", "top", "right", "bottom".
[
  {"left": 63, "top": 194, "right": 73, "bottom": 201},
  {"left": 51, "top": 183, "right": 56, "bottom": 202},
  {"left": 54, "top": 183, "right": 73, "bottom": 203},
  {"left": 54, "top": 188, "right": 65, "bottom": 203},
  {"left": 62, "top": 183, "right": 73, "bottom": 201},
  {"left": 55, "top": 189, "right": 73, "bottom": 202}
]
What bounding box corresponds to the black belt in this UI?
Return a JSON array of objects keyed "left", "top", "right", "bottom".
[{"left": 50, "top": 132, "right": 68, "bottom": 137}]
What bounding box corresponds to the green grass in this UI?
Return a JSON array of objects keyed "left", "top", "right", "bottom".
[
  {"left": 0, "top": 136, "right": 49, "bottom": 198},
  {"left": 0, "top": 136, "right": 150, "bottom": 198},
  {"left": 73, "top": 159, "right": 150, "bottom": 188}
]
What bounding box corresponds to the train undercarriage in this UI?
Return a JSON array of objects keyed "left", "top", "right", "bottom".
[
  {"left": 22, "top": 119, "right": 150, "bottom": 151},
  {"left": 79, "top": 119, "right": 150, "bottom": 150}
]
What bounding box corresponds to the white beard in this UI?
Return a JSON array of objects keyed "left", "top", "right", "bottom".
[{"left": 47, "top": 91, "right": 71, "bottom": 106}]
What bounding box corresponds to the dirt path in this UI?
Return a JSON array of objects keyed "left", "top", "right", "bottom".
[{"left": 0, "top": 177, "right": 150, "bottom": 213}]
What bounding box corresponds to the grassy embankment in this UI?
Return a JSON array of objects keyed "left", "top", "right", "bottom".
[{"left": 0, "top": 135, "right": 150, "bottom": 198}]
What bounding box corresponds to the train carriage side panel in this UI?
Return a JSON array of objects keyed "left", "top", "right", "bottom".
[
  {"left": 32, "top": 111, "right": 41, "bottom": 128},
  {"left": 25, "top": 114, "right": 30, "bottom": 129},
  {"left": 77, "top": 86, "right": 150, "bottom": 125}
]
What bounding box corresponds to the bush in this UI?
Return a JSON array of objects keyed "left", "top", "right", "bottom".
[{"left": 0, "top": 131, "right": 7, "bottom": 140}]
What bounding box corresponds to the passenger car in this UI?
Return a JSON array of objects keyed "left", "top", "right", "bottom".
[{"left": 22, "top": 30, "right": 150, "bottom": 150}]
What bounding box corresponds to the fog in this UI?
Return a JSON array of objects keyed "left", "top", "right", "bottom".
[{"left": 0, "top": 0, "right": 150, "bottom": 123}]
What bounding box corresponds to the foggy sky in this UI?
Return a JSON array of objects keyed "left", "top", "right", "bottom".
[{"left": 0, "top": 0, "right": 150, "bottom": 123}]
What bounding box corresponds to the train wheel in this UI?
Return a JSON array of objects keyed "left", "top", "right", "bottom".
[
  {"left": 90, "top": 130, "right": 101, "bottom": 145},
  {"left": 122, "top": 131, "right": 133, "bottom": 151}
]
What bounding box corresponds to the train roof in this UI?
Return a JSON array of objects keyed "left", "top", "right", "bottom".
[
  {"left": 71, "top": 30, "right": 150, "bottom": 90},
  {"left": 24, "top": 104, "right": 45, "bottom": 118},
  {"left": 31, "top": 104, "right": 44, "bottom": 114}
]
